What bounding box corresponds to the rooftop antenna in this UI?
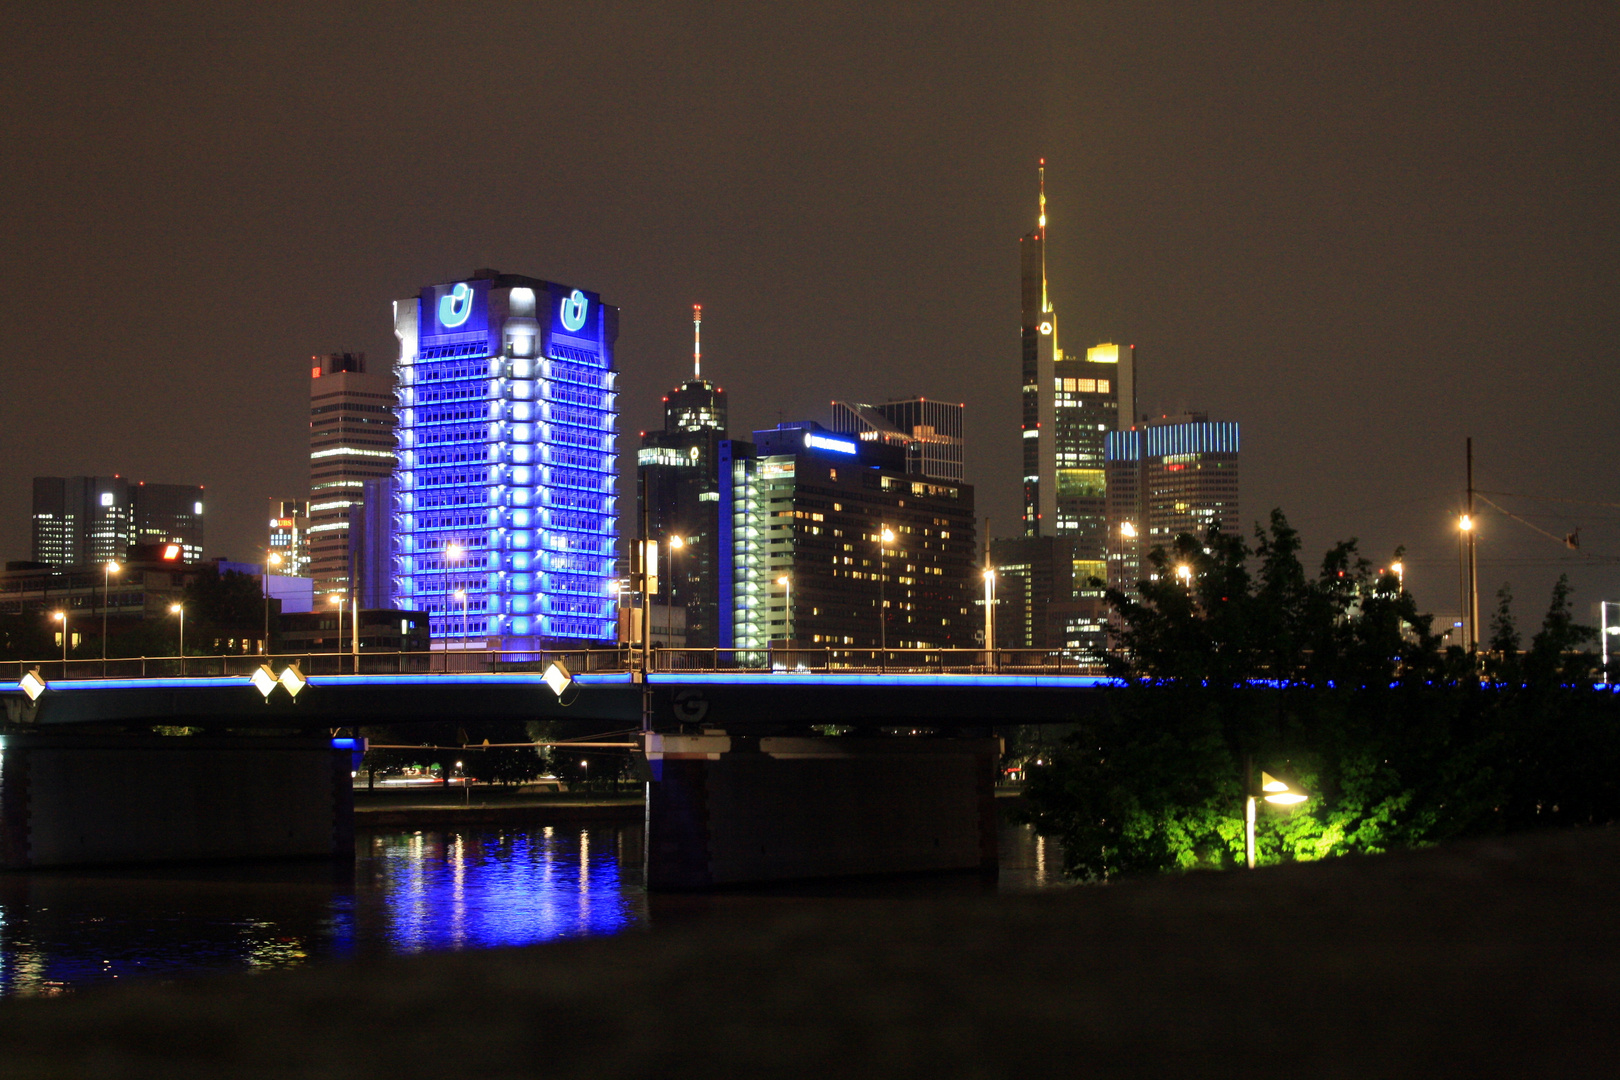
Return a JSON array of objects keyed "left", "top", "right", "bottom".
[
  {"left": 1038, "top": 158, "right": 1048, "bottom": 313},
  {"left": 693, "top": 304, "right": 702, "bottom": 382}
]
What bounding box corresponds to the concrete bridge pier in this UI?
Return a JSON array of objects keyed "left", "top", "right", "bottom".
[
  {"left": 0, "top": 730, "right": 355, "bottom": 870},
  {"left": 643, "top": 733, "right": 1000, "bottom": 891}
]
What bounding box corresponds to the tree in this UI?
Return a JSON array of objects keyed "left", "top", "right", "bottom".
[
  {"left": 182, "top": 566, "right": 264, "bottom": 653},
  {"left": 1018, "top": 512, "right": 1615, "bottom": 881}
]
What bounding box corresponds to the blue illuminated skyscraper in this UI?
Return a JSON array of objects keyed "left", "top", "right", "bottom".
[{"left": 391, "top": 269, "right": 619, "bottom": 652}]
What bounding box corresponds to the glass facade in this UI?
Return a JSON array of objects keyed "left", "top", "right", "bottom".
[{"left": 392, "top": 272, "right": 619, "bottom": 651}]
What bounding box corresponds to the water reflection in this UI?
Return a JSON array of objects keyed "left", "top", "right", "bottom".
[{"left": 0, "top": 814, "right": 1066, "bottom": 999}]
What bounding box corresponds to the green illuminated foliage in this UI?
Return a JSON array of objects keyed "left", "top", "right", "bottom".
[{"left": 1018, "top": 514, "right": 1615, "bottom": 880}]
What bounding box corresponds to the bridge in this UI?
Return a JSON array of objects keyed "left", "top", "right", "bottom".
[
  {"left": 3, "top": 648, "right": 1114, "bottom": 730},
  {"left": 1, "top": 649, "right": 1115, "bottom": 887}
]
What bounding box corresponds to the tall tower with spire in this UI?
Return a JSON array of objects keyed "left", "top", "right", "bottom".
[
  {"left": 1016, "top": 160, "right": 1134, "bottom": 556},
  {"left": 636, "top": 305, "right": 730, "bottom": 647}
]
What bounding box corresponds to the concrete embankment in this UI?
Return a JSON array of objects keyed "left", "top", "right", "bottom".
[
  {"left": 3, "top": 826, "right": 1617, "bottom": 1076},
  {"left": 353, "top": 787, "right": 643, "bottom": 829}
]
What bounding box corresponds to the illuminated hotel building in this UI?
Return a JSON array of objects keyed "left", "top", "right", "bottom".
[
  {"left": 1019, "top": 160, "right": 1134, "bottom": 553},
  {"left": 1105, "top": 412, "right": 1241, "bottom": 592},
  {"left": 392, "top": 269, "right": 619, "bottom": 650},
  {"left": 267, "top": 498, "right": 311, "bottom": 577},
  {"left": 308, "top": 352, "right": 397, "bottom": 597},
  {"left": 32, "top": 476, "right": 204, "bottom": 566},
  {"left": 828, "top": 398, "right": 965, "bottom": 482},
  {"left": 637, "top": 305, "right": 728, "bottom": 648},
  {"left": 720, "top": 423, "right": 976, "bottom": 653}
]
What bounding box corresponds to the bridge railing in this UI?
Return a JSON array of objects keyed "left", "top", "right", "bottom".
[{"left": 6, "top": 646, "right": 1105, "bottom": 684}]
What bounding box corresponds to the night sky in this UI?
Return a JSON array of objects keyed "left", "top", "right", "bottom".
[{"left": 4, "top": 3, "right": 1616, "bottom": 625}]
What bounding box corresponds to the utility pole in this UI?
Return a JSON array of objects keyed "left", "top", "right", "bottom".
[{"left": 1466, "top": 437, "right": 1478, "bottom": 654}]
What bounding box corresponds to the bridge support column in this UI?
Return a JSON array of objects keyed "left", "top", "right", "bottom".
[
  {"left": 0, "top": 731, "right": 354, "bottom": 870},
  {"left": 644, "top": 735, "right": 999, "bottom": 891}
]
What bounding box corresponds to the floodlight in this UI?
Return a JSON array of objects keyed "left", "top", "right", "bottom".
[
  {"left": 279, "top": 662, "right": 308, "bottom": 699},
  {"left": 1261, "top": 771, "right": 1308, "bottom": 805},
  {"left": 251, "top": 664, "right": 278, "bottom": 699},
  {"left": 19, "top": 667, "right": 46, "bottom": 702}
]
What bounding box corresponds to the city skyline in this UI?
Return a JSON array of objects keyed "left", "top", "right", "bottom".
[{"left": 3, "top": 5, "right": 1616, "bottom": 622}]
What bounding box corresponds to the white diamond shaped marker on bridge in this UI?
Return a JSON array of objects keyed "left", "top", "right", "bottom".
[
  {"left": 251, "top": 665, "right": 278, "bottom": 699},
  {"left": 19, "top": 668, "right": 46, "bottom": 702},
  {"left": 278, "top": 663, "right": 308, "bottom": 699}
]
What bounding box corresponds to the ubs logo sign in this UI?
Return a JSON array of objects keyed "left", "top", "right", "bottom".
[
  {"left": 438, "top": 282, "right": 474, "bottom": 328},
  {"left": 558, "top": 289, "right": 589, "bottom": 333}
]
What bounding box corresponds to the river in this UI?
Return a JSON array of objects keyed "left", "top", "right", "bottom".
[{"left": 0, "top": 815, "right": 1069, "bottom": 998}]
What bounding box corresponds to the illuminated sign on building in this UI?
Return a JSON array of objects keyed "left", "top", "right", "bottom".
[
  {"left": 438, "top": 282, "right": 475, "bottom": 328},
  {"left": 420, "top": 279, "right": 490, "bottom": 341},
  {"left": 559, "top": 289, "right": 589, "bottom": 332},
  {"left": 804, "top": 433, "right": 857, "bottom": 455}
]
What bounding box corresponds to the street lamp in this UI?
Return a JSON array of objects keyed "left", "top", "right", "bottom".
[
  {"left": 102, "top": 560, "right": 120, "bottom": 666},
  {"left": 878, "top": 526, "right": 895, "bottom": 662},
  {"left": 53, "top": 610, "right": 67, "bottom": 664},
  {"left": 1245, "top": 770, "right": 1308, "bottom": 869},
  {"left": 262, "top": 552, "right": 282, "bottom": 654},
  {"left": 1390, "top": 560, "right": 1404, "bottom": 593},
  {"left": 1458, "top": 513, "right": 1478, "bottom": 652},
  {"left": 982, "top": 568, "right": 996, "bottom": 658},
  {"left": 667, "top": 535, "right": 685, "bottom": 651},
  {"left": 454, "top": 588, "right": 468, "bottom": 649},
  {"left": 444, "top": 541, "right": 466, "bottom": 652},
  {"left": 330, "top": 592, "right": 345, "bottom": 667},
  {"left": 1120, "top": 521, "right": 1137, "bottom": 539},
  {"left": 169, "top": 602, "right": 185, "bottom": 674},
  {"left": 1175, "top": 563, "right": 1193, "bottom": 585},
  {"left": 776, "top": 574, "right": 791, "bottom": 647}
]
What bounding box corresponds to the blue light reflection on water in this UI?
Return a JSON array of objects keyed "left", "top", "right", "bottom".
[
  {"left": 366, "top": 826, "right": 643, "bottom": 954},
  {"left": 0, "top": 815, "right": 1064, "bottom": 999},
  {"left": 0, "top": 822, "right": 648, "bottom": 999}
]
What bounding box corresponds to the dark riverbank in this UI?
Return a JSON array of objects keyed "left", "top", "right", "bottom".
[{"left": 4, "top": 825, "right": 1616, "bottom": 1077}]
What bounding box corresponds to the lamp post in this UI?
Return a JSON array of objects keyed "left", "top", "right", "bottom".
[
  {"left": 102, "top": 560, "right": 120, "bottom": 667},
  {"left": 330, "top": 592, "right": 345, "bottom": 670},
  {"left": 53, "top": 610, "right": 67, "bottom": 666},
  {"left": 1175, "top": 563, "right": 1192, "bottom": 586},
  {"left": 1459, "top": 513, "right": 1478, "bottom": 653},
  {"left": 262, "top": 552, "right": 282, "bottom": 654},
  {"left": 982, "top": 569, "right": 996, "bottom": 663},
  {"left": 1245, "top": 767, "right": 1308, "bottom": 869},
  {"left": 1390, "top": 560, "right": 1405, "bottom": 595},
  {"left": 878, "top": 526, "right": 895, "bottom": 664},
  {"left": 776, "top": 574, "right": 791, "bottom": 648},
  {"left": 667, "top": 535, "right": 685, "bottom": 652},
  {"left": 444, "top": 541, "right": 465, "bottom": 656},
  {"left": 454, "top": 589, "right": 468, "bottom": 652},
  {"left": 169, "top": 602, "right": 185, "bottom": 675}
]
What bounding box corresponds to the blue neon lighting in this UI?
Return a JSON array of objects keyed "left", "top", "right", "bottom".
[
  {"left": 804, "top": 433, "right": 856, "bottom": 455},
  {"left": 438, "top": 282, "right": 474, "bottom": 328},
  {"left": 646, "top": 672, "right": 1125, "bottom": 689},
  {"left": 331, "top": 737, "right": 363, "bottom": 751},
  {"left": 397, "top": 278, "right": 617, "bottom": 648},
  {"left": 559, "top": 289, "right": 588, "bottom": 332}
]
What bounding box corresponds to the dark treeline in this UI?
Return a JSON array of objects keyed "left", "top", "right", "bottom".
[{"left": 1018, "top": 511, "right": 1619, "bottom": 880}]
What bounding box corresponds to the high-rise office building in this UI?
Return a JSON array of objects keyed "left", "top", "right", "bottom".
[
  {"left": 268, "top": 498, "right": 311, "bottom": 577},
  {"left": 32, "top": 476, "right": 204, "bottom": 566},
  {"left": 308, "top": 352, "right": 397, "bottom": 597},
  {"left": 637, "top": 305, "right": 728, "bottom": 648},
  {"left": 720, "top": 422, "right": 977, "bottom": 653},
  {"left": 828, "top": 398, "right": 965, "bottom": 482},
  {"left": 988, "top": 534, "right": 1108, "bottom": 664},
  {"left": 1018, "top": 160, "right": 1135, "bottom": 549},
  {"left": 392, "top": 269, "right": 619, "bottom": 650},
  {"left": 1105, "top": 412, "right": 1241, "bottom": 592}
]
